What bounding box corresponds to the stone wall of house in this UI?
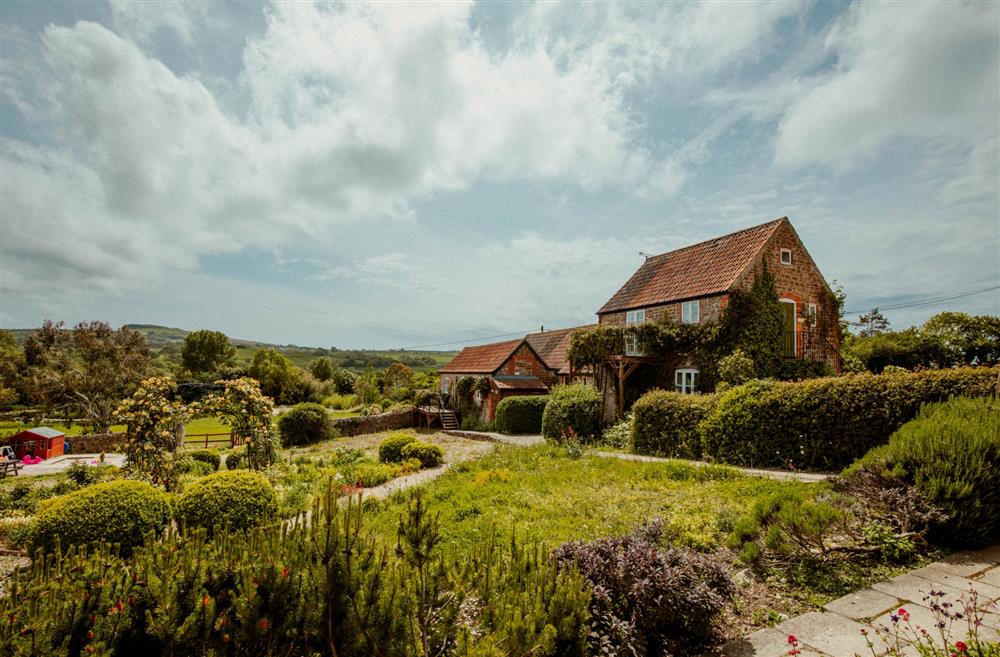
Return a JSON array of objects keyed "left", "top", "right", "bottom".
[
  {"left": 598, "top": 294, "right": 727, "bottom": 327},
  {"left": 66, "top": 432, "right": 126, "bottom": 454},
  {"left": 331, "top": 407, "right": 415, "bottom": 437},
  {"left": 495, "top": 343, "right": 555, "bottom": 384}
]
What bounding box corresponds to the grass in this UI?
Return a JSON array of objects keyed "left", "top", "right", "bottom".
[{"left": 366, "top": 444, "right": 810, "bottom": 555}]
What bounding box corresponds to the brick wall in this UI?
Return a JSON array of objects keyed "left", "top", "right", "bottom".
[
  {"left": 598, "top": 294, "right": 726, "bottom": 327},
  {"left": 495, "top": 344, "right": 555, "bottom": 384}
]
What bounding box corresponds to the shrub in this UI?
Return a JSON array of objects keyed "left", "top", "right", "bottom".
[
  {"left": 601, "top": 414, "right": 631, "bottom": 449},
  {"left": 175, "top": 470, "right": 278, "bottom": 533},
  {"left": 65, "top": 462, "right": 100, "bottom": 486},
  {"left": 176, "top": 457, "right": 215, "bottom": 477},
  {"left": 225, "top": 448, "right": 245, "bottom": 470},
  {"left": 379, "top": 432, "right": 418, "bottom": 463},
  {"left": 541, "top": 384, "right": 602, "bottom": 443},
  {"left": 494, "top": 395, "right": 548, "bottom": 434},
  {"left": 717, "top": 349, "right": 755, "bottom": 386},
  {"left": 323, "top": 393, "right": 356, "bottom": 410},
  {"left": 28, "top": 480, "right": 171, "bottom": 554},
  {"left": 699, "top": 367, "right": 997, "bottom": 470},
  {"left": 400, "top": 441, "right": 444, "bottom": 468},
  {"left": 188, "top": 449, "right": 220, "bottom": 471},
  {"left": 277, "top": 402, "right": 337, "bottom": 447},
  {"left": 631, "top": 390, "right": 715, "bottom": 458},
  {"left": 336, "top": 459, "right": 421, "bottom": 488},
  {"left": 553, "top": 522, "right": 733, "bottom": 657},
  {"left": 848, "top": 397, "right": 1000, "bottom": 547}
]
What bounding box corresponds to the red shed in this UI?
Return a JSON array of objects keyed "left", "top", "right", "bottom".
[{"left": 7, "top": 427, "right": 65, "bottom": 460}]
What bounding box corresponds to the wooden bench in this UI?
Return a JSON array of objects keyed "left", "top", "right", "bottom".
[{"left": 0, "top": 460, "right": 21, "bottom": 478}]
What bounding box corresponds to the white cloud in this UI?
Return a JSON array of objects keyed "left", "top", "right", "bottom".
[
  {"left": 107, "top": 0, "right": 209, "bottom": 46},
  {"left": 775, "top": 2, "right": 999, "bottom": 170}
]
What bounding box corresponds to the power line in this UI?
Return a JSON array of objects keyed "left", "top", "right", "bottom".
[
  {"left": 405, "top": 328, "right": 540, "bottom": 350},
  {"left": 843, "top": 285, "right": 1000, "bottom": 315}
]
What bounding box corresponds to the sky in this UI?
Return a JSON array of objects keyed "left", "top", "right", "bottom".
[{"left": 1, "top": 0, "right": 997, "bottom": 349}]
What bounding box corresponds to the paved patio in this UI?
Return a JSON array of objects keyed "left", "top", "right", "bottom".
[
  {"left": 720, "top": 545, "right": 1000, "bottom": 657},
  {"left": 12, "top": 453, "right": 126, "bottom": 477}
]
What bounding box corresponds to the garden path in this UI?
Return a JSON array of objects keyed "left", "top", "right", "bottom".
[
  {"left": 14, "top": 453, "right": 126, "bottom": 477},
  {"left": 718, "top": 544, "right": 1000, "bottom": 656},
  {"left": 441, "top": 430, "right": 828, "bottom": 483}
]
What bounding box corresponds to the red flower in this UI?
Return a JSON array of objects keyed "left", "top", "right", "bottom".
[
  {"left": 787, "top": 635, "right": 797, "bottom": 644},
  {"left": 259, "top": 618, "right": 270, "bottom": 630},
  {"left": 280, "top": 566, "right": 289, "bottom": 579},
  {"left": 955, "top": 641, "right": 968, "bottom": 652}
]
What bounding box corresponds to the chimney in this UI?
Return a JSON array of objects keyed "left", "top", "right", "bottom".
[{"left": 540, "top": 325, "right": 544, "bottom": 333}]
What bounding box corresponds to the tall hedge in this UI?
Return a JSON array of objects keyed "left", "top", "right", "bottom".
[
  {"left": 541, "top": 385, "right": 602, "bottom": 443},
  {"left": 495, "top": 395, "right": 549, "bottom": 435},
  {"left": 699, "top": 367, "right": 997, "bottom": 471},
  {"left": 631, "top": 390, "right": 716, "bottom": 458},
  {"left": 848, "top": 397, "right": 1000, "bottom": 548},
  {"left": 28, "top": 480, "right": 171, "bottom": 554}
]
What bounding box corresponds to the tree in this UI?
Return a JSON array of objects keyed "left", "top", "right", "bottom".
[
  {"left": 309, "top": 357, "right": 335, "bottom": 381},
  {"left": 115, "top": 376, "right": 194, "bottom": 489},
  {"left": 181, "top": 329, "right": 237, "bottom": 376},
  {"left": 23, "top": 321, "right": 150, "bottom": 432},
  {"left": 921, "top": 312, "right": 1000, "bottom": 366},
  {"left": 247, "top": 348, "right": 302, "bottom": 403},
  {"left": 853, "top": 308, "right": 891, "bottom": 338},
  {"left": 0, "top": 330, "right": 23, "bottom": 407},
  {"left": 204, "top": 378, "right": 276, "bottom": 470},
  {"left": 384, "top": 361, "right": 414, "bottom": 395}
]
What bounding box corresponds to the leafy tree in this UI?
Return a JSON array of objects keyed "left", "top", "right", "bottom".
[
  {"left": 23, "top": 320, "right": 150, "bottom": 432},
  {"left": 180, "top": 329, "right": 236, "bottom": 376},
  {"left": 383, "top": 361, "right": 414, "bottom": 395},
  {"left": 853, "top": 307, "right": 891, "bottom": 338},
  {"left": 308, "top": 356, "right": 335, "bottom": 381},
  {"left": 0, "top": 330, "right": 23, "bottom": 407},
  {"left": 921, "top": 311, "right": 1000, "bottom": 366},
  {"left": 247, "top": 348, "right": 302, "bottom": 403}
]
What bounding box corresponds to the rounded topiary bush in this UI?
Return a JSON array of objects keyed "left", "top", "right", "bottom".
[
  {"left": 175, "top": 470, "right": 278, "bottom": 533},
  {"left": 225, "top": 448, "right": 245, "bottom": 470},
  {"left": 188, "top": 449, "right": 221, "bottom": 471},
  {"left": 494, "top": 395, "right": 548, "bottom": 435},
  {"left": 400, "top": 441, "right": 444, "bottom": 468},
  {"left": 848, "top": 396, "right": 1000, "bottom": 548},
  {"left": 278, "top": 402, "right": 337, "bottom": 447},
  {"left": 541, "top": 384, "right": 602, "bottom": 443},
  {"left": 378, "top": 432, "right": 418, "bottom": 463},
  {"left": 28, "top": 480, "right": 171, "bottom": 554},
  {"left": 631, "top": 390, "right": 715, "bottom": 458}
]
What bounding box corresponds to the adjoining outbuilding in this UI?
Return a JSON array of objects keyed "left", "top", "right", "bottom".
[{"left": 5, "top": 427, "right": 66, "bottom": 460}]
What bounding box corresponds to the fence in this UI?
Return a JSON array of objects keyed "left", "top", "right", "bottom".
[{"left": 186, "top": 432, "right": 243, "bottom": 449}]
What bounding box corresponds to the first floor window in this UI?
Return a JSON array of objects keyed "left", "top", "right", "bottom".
[
  {"left": 681, "top": 300, "right": 700, "bottom": 324},
  {"left": 442, "top": 378, "right": 451, "bottom": 394},
  {"left": 625, "top": 309, "right": 646, "bottom": 356},
  {"left": 675, "top": 368, "right": 698, "bottom": 394}
]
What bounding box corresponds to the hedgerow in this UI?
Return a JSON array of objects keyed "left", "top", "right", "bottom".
[
  {"left": 699, "top": 367, "right": 997, "bottom": 470},
  {"left": 541, "top": 384, "right": 602, "bottom": 443},
  {"left": 494, "top": 395, "right": 548, "bottom": 435},
  {"left": 630, "top": 390, "right": 716, "bottom": 458}
]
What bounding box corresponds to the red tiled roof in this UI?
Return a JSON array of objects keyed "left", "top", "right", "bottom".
[
  {"left": 598, "top": 218, "right": 786, "bottom": 314},
  {"left": 440, "top": 338, "right": 523, "bottom": 374},
  {"left": 492, "top": 376, "right": 548, "bottom": 390},
  {"left": 525, "top": 324, "right": 597, "bottom": 374}
]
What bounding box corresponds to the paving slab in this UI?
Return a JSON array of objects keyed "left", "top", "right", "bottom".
[
  {"left": 872, "top": 573, "right": 970, "bottom": 607},
  {"left": 718, "top": 626, "right": 827, "bottom": 657},
  {"left": 823, "top": 588, "right": 900, "bottom": 621},
  {"left": 775, "top": 611, "right": 874, "bottom": 657},
  {"left": 909, "top": 564, "right": 1000, "bottom": 601},
  {"left": 933, "top": 550, "right": 1000, "bottom": 578},
  {"left": 869, "top": 604, "right": 1000, "bottom": 645},
  {"left": 978, "top": 566, "right": 1000, "bottom": 588}
]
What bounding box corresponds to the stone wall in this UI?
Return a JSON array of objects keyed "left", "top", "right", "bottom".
[
  {"left": 331, "top": 407, "right": 415, "bottom": 437},
  {"left": 65, "top": 432, "right": 126, "bottom": 454}
]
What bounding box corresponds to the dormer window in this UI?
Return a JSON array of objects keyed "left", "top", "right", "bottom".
[
  {"left": 780, "top": 248, "right": 793, "bottom": 266},
  {"left": 681, "top": 300, "right": 699, "bottom": 324}
]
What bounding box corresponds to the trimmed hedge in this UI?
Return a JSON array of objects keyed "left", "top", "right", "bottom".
[
  {"left": 400, "top": 441, "right": 444, "bottom": 468},
  {"left": 631, "top": 390, "right": 716, "bottom": 458},
  {"left": 541, "top": 384, "right": 602, "bottom": 443},
  {"left": 495, "top": 395, "right": 549, "bottom": 435},
  {"left": 278, "top": 402, "right": 337, "bottom": 447},
  {"left": 175, "top": 470, "right": 278, "bottom": 533},
  {"left": 700, "top": 367, "right": 998, "bottom": 471},
  {"left": 188, "top": 449, "right": 221, "bottom": 471},
  {"left": 28, "top": 480, "right": 171, "bottom": 554},
  {"left": 225, "top": 448, "right": 245, "bottom": 470},
  {"left": 849, "top": 397, "right": 1000, "bottom": 548},
  {"left": 378, "top": 432, "right": 418, "bottom": 463}
]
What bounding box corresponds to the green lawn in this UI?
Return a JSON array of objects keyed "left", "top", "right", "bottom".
[{"left": 366, "top": 445, "right": 809, "bottom": 556}]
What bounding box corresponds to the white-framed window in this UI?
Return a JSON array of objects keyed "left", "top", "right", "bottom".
[
  {"left": 681, "top": 300, "right": 700, "bottom": 324},
  {"left": 807, "top": 303, "right": 818, "bottom": 328},
  {"left": 675, "top": 368, "right": 698, "bottom": 394},
  {"left": 625, "top": 309, "right": 645, "bottom": 356},
  {"left": 780, "top": 248, "right": 793, "bottom": 266},
  {"left": 442, "top": 378, "right": 451, "bottom": 394}
]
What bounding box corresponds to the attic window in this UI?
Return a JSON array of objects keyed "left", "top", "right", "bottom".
[
  {"left": 681, "top": 300, "right": 700, "bottom": 324},
  {"left": 780, "top": 249, "right": 793, "bottom": 266}
]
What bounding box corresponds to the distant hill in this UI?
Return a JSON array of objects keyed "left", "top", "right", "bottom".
[{"left": 5, "top": 324, "right": 456, "bottom": 372}]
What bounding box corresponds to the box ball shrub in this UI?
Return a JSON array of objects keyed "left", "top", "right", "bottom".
[
  {"left": 28, "top": 480, "right": 171, "bottom": 554},
  {"left": 278, "top": 402, "right": 337, "bottom": 447},
  {"left": 631, "top": 390, "right": 715, "bottom": 458},
  {"left": 225, "top": 448, "right": 245, "bottom": 470},
  {"left": 188, "top": 449, "right": 221, "bottom": 471},
  {"left": 495, "top": 395, "right": 548, "bottom": 435},
  {"left": 699, "top": 367, "right": 997, "bottom": 471},
  {"left": 379, "top": 432, "right": 418, "bottom": 463},
  {"left": 848, "top": 397, "right": 1000, "bottom": 548},
  {"left": 400, "top": 441, "right": 444, "bottom": 468},
  {"left": 175, "top": 470, "right": 278, "bottom": 533},
  {"left": 541, "top": 384, "right": 602, "bottom": 443}
]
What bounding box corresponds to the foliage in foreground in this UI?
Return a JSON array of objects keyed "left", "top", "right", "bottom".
[
  {"left": 554, "top": 522, "right": 734, "bottom": 657},
  {"left": 1, "top": 489, "right": 590, "bottom": 657},
  {"left": 848, "top": 396, "right": 1000, "bottom": 548},
  {"left": 174, "top": 470, "right": 279, "bottom": 534}
]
